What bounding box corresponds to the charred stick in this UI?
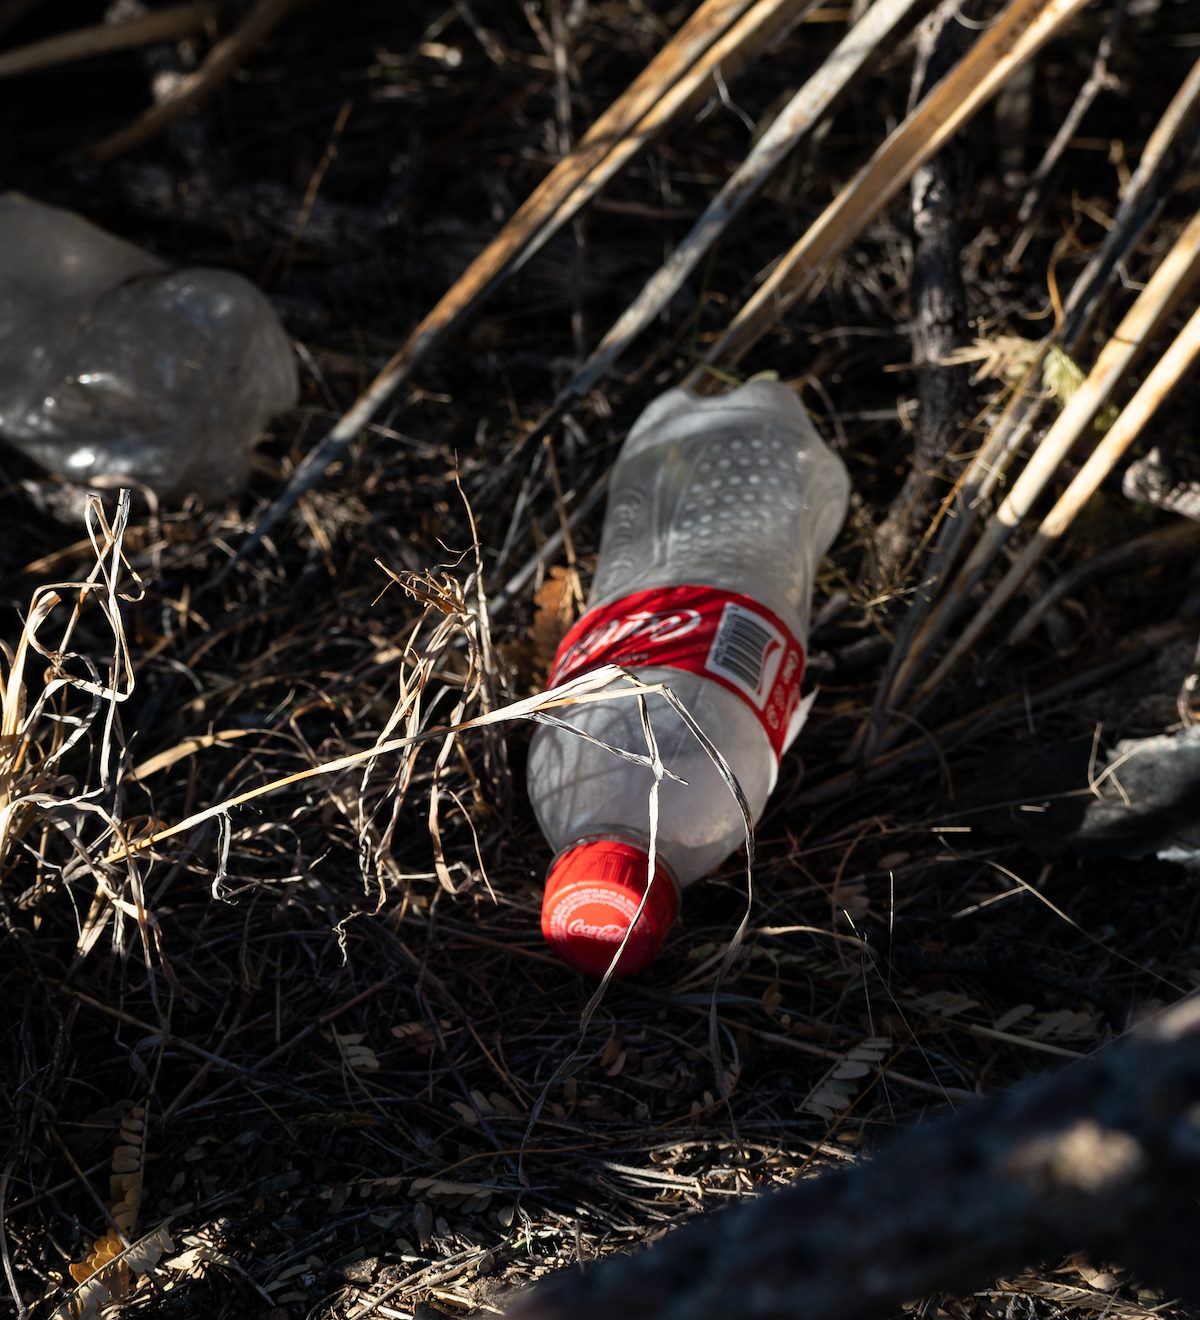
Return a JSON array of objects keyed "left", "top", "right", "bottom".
[
  {"left": 508, "top": 997, "right": 1200, "bottom": 1320},
  {"left": 874, "top": 0, "right": 973, "bottom": 580}
]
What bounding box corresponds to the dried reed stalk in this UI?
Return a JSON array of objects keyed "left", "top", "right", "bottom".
[
  {"left": 1062, "top": 54, "right": 1200, "bottom": 344},
  {"left": 237, "top": 0, "right": 806, "bottom": 561},
  {"left": 1007, "top": 519, "right": 1200, "bottom": 648},
  {"left": 858, "top": 57, "right": 1200, "bottom": 759},
  {"left": 687, "top": 0, "right": 1096, "bottom": 380},
  {"left": 921, "top": 300, "right": 1200, "bottom": 683},
  {"left": 897, "top": 210, "right": 1200, "bottom": 713},
  {"left": 509, "top": 0, "right": 811, "bottom": 277},
  {"left": 88, "top": 0, "right": 305, "bottom": 163},
  {"left": 546, "top": 0, "right": 938, "bottom": 408},
  {"left": 0, "top": 2, "right": 222, "bottom": 79}
]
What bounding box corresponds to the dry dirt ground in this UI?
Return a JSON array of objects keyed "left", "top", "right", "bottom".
[{"left": 2, "top": 1, "right": 1200, "bottom": 1317}]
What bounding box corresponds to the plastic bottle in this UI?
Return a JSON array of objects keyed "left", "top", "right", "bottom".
[
  {"left": 527, "top": 380, "right": 850, "bottom": 978},
  {"left": 0, "top": 193, "right": 298, "bottom": 501}
]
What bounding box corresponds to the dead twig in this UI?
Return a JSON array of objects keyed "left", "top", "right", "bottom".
[
  {"left": 857, "top": 63, "right": 1200, "bottom": 761},
  {"left": 1006, "top": 0, "right": 1125, "bottom": 269},
  {"left": 873, "top": 0, "right": 975, "bottom": 580},
  {"left": 537, "top": 0, "right": 938, "bottom": 417},
  {"left": 687, "top": 0, "right": 1096, "bottom": 379},
  {"left": 1062, "top": 53, "right": 1200, "bottom": 344},
  {"left": 1007, "top": 518, "right": 1200, "bottom": 647},
  {"left": 0, "top": 2, "right": 222, "bottom": 80},
  {"left": 897, "top": 210, "right": 1200, "bottom": 717},
  {"left": 231, "top": 0, "right": 804, "bottom": 563},
  {"left": 87, "top": 0, "right": 306, "bottom": 164},
  {"left": 930, "top": 300, "right": 1200, "bottom": 680}
]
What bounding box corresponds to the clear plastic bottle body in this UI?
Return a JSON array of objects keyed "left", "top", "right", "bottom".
[
  {"left": 528, "top": 380, "right": 850, "bottom": 888},
  {"left": 0, "top": 193, "right": 297, "bottom": 501}
]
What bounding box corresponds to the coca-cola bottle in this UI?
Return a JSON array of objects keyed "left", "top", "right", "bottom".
[{"left": 527, "top": 380, "right": 850, "bottom": 977}]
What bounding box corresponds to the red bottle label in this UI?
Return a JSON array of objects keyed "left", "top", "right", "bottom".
[{"left": 547, "top": 584, "right": 806, "bottom": 760}]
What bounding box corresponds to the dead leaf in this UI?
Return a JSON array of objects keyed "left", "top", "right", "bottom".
[
  {"left": 993, "top": 1003, "right": 1035, "bottom": 1032},
  {"left": 530, "top": 566, "right": 579, "bottom": 679}
]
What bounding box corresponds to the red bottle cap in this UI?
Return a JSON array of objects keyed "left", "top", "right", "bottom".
[{"left": 541, "top": 839, "right": 678, "bottom": 978}]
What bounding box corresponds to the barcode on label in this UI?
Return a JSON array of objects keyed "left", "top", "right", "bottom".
[{"left": 705, "top": 603, "right": 785, "bottom": 709}]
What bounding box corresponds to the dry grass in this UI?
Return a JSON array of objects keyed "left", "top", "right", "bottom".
[{"left": 2, "top": 1, "right": 1200, "bottom": 1318}]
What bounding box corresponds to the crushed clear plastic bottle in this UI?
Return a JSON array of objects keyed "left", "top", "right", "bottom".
[
  {"left": 527, "top": 379, "right": 850, "bottom": 977},
  {"left": 0, "top": 193, "right": 298, "bottom": 501}
]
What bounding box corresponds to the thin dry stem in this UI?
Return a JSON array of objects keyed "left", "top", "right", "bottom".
[
  {"left": 0, "top": 2, "right": 222, "bottom": 80},
  {"left": 900, "top": 210, "right": 1200, "bottom": 715},
  {"left": 930, "top": 302, "right": 1200, "bottom": 677},
  {"left": 233, "top": 0, "right": 810, "bottom": 562},
  {"left": 88, "top": 0, "right": 305, "bottom": 163},
  {"left": 688, "top": 0, "right": 1095, "bottom": 379}
]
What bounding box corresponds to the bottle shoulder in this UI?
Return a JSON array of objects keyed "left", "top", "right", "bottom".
[{"left": 591, "top": 383, "right": 850, "bottom": 632}]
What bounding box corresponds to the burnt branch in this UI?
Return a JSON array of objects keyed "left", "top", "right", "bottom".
[
  {"left": 874, "top": 0, "right": 973, "bottom": 580},
  {"left": 507, "top": 997, "right": 1200, "bottom": 1320}
]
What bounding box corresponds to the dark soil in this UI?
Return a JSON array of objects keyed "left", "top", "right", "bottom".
[{"left": 2, "top": 2, "right": 1199, "bottom": 1318}]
